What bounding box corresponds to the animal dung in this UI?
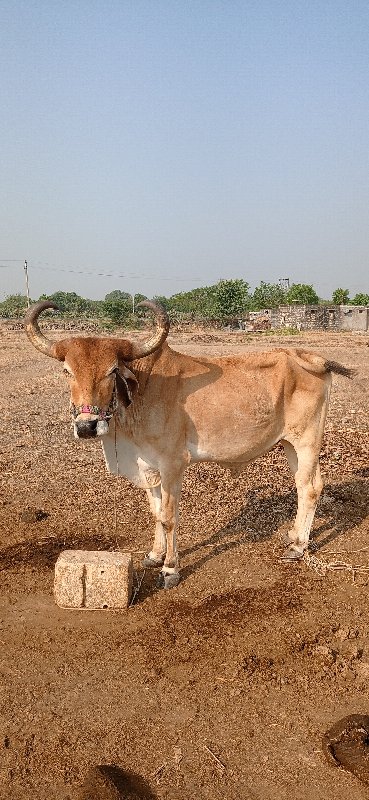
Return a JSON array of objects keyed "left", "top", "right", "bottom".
[
  {"left": 54, "top": 550, "right": 133, "bottom": 610},
  {"left": 322, "top": 714, "right": 369, "bottom": 785},
  {"left": 78, "top": 765, "right": 151, "bottom": 800},
  {"left": 79, "top": 766, "right": 123, "bottom": 800}
]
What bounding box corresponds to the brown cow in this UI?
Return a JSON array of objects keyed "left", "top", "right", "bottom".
[{"left": 25, "top": 300, "right": 354, "bottom": 589}]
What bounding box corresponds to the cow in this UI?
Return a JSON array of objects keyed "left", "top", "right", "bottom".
[{"left": 25, "top": 300, "right": 354, "bottom": 589}]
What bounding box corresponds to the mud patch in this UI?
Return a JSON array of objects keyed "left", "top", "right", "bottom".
[{"left": 323, "top": 715, "right": 369, "bottom": 785}]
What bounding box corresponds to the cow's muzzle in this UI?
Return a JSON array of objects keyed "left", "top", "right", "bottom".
[
  {"left": 74, "top": 418, "right": 111, "bottom": 439},
  {"left": 75, "top": 418, "right": 99, "bottom": 439},
  {"left": 71, "top": 392, "right": 116, "bottom": 439}
]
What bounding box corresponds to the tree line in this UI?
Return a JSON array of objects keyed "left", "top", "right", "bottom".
[{"left": 0, "top": 281, "right": 368, "bottom": 323}]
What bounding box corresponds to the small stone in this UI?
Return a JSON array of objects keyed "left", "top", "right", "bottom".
[
  {"left": 336, "top": 626, "right": 350, "bottom": 642},
  {"left": 339, "top": 640, "right": 362, "bottom": 661},
  {"left": 320, "top": 496, "right": 334, "bottom": 508},
  {"left": 315, "top": 645, "right": 331, "bottom": 657},
  {"left": 314, "top": 645, "right": 335, "bottom": 666},
  {"left": 20, "top": 506, "right": 48, "bottom": 523},
  {"left": 355, "top": 662, "right": 369, "bottom": 681}
]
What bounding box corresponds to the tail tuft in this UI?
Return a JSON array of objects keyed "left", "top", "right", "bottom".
[{"left": 324, "top": 360, "right": 357, "bottom": 379}]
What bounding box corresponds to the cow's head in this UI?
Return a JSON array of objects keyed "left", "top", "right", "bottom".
[{"left": 24, "top": 300, "right": 169, "bottom": 440}]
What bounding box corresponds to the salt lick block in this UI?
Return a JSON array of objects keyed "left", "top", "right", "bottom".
[{"left": 54, "top": 550, "right": 133, "bottom": 609}]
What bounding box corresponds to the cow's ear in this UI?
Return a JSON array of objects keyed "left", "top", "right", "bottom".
[{"left": 116, "top": 365, "right": 138, "bottom": 408}]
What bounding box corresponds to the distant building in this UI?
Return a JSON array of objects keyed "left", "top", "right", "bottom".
[
  {"left": 269, "top": 304, "right": 369, "bottom": 332},
  {"left": 339, "top": 305, "right": 369, "bottom": 331}
]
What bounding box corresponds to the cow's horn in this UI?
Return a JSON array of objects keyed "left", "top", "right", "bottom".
[
  {"left": 126, "top": 300, "right": 170, "bottom": 360},
  {"left": 24, "top": 300, "right": 60, "bottom": 358}
]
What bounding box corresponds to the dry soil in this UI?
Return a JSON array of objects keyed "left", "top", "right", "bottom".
[{"left": 1, "top": 326, "right": 369, "bottom": 799}]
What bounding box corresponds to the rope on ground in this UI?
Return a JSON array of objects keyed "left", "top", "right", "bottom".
[
  {"left": 303, "top": 550, "right": 369, "bottom": 582},
  {"left": 129, "top": 568, "right": 146, "bottom": 607}
]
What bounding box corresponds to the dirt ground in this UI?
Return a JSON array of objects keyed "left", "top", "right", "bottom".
[{"left": 1, "top": 324, "right": 369, "bottom": 800}]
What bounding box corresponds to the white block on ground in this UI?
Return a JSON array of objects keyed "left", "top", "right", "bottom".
[{"left": 54, "top": 550, "right": 133, "bottom": 609}]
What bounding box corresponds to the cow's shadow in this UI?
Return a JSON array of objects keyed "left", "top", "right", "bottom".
[
  {"left": 1, "top": 474, "right": 368, "bottom": 595},
  {"left": 178, "top": 473, "right": 369, "bottom": 582},
  {"left": 0, "top": 532, "right": 121, "bottom": 571}
]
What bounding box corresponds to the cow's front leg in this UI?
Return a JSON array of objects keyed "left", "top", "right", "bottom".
[
  {"left": 281, "top": 440, "right": 323, "bottom": 560},
  {"left": 142, "top": 485, "right": 166, "bottom": 568},
  {"left": 156, "top": 473, "right": 183, "bottom": 589}
]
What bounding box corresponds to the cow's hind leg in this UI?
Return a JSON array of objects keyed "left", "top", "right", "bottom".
[
  {"left": 142, "top": 485, "right": 167, "bottom": 568},
  {"left": 281, "top": 439, "right": 323, "bottom": 561}
]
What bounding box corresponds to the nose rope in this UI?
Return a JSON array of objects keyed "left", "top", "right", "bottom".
[
  {"left": 71, "top": 403, "right": 114, "bottom": 419},
  {"left": 71, "top": 381, "right": 118, "bottom": 420}
]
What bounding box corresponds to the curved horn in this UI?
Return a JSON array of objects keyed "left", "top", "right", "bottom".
[
  {"left": 24, "top": 300, "right": 60, "bottom": 358},
  {"left": 125, "top": 300, "right": 170, "bottom": 361}
]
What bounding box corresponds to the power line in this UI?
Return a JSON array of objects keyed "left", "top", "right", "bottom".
[
  {"left": 31, "top": 266, "right": 195, "bottom": 282},
  {"left": 0, "top": 260, "right": 197, "bottom": 282}
]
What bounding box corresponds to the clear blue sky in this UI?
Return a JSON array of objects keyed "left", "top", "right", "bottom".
[{"left": 1, "top": 1, "right": 368, "bottom": 301}]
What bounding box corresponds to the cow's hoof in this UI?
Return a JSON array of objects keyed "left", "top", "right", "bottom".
[
  {"left": 322, "top": 715, "right": 369, "bottom": 785},
  {"left": 280, "top": 544, "right": 304, "bottom": 561},
  {"left": 156, "top": 571, "right": 181, "bottom": 589},
  {"left": 142, "top": 554, "right": 164, "bottom": 568},
  {"left": 164, "top": 573, "right": 181, "bottom": 590}
]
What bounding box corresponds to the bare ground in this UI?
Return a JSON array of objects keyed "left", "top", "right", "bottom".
[{"left": 0, "top": 326, "right": 369, "bottom": 799}]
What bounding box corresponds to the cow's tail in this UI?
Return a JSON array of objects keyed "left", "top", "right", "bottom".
[
  {"left": 324, "top": 360, "right": 357, "bottom": 379},
  {"left": 282, "top": 349, "right": 356, "bottom": 378}
]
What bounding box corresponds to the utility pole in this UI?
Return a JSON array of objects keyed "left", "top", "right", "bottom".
[
  {"left": 132, "top": 294, "right": 135, "bottom": 314},
  {"left": 24, "top": 260, "right": 30, "bottom": 307}
]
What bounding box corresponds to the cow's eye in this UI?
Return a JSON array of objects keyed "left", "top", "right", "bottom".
[{"left": 108, "top": 367, "right": 119, "bottom": 376}]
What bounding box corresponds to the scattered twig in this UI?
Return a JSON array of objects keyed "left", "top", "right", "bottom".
[
  {"left": 152, "top": 763, "right": 167, "bottom": 782},
  {"left": 204, "top": 744, "right": 226, "bottom": 773},
  {"left": 173, "top": 745, "right": 183, "bottom": 768}
]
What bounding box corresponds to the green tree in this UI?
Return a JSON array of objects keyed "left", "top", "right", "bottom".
[
  {"left": 103, "top": 291, "right": 148, "bottom": 318},
  {"left": 251, "top": 281, "right": 286, "bottom": 310},
  {"left": 286, "top": 284, "right": 319, "bottom": 305},
  {"left": 104, "top": 290, "right": 132, "bottom": 303},
  {"left": 169, "top": 285, "right": 217, "bottom": 318},
  {"left": 39, "top": 291, "right": 89, "bottom": 315},
  {"left": 103, "top": 297, "right": 131, "bottom": 324},
  {"left": 214, "top": 279, "right": 251, "bottom": 318},
  {"left": 84, "top": 299, "right": 105, "bottom": 317},
  {"left": 351, "top": 292, "right": 369, "bottom": 306},
  {"left": 0, "top": 294, "right": 29, "bottom": 317},
  {"left": 332, "top": 288, "right": 350, "bottom": 305},
  {"left": 152, "top": 295, "right": 170, "bottom": 311},
  {"left": 39, "top": 293, "right": 104, "bottom": 318}
]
